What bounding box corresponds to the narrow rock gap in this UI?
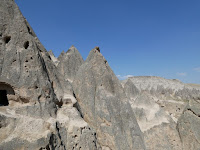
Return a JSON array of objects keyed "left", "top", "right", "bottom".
[
  {"left": 55, "top": 122, "right": 66, "bottom": 150},
  {"left": 73, "top": 92, "right": 84, "bottom": 118}
]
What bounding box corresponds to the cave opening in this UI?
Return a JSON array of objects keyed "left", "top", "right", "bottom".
[
  {"left": 24, "top": 41, "right": 29, "bottom": 49},
  {"left": 0, "top": 82, "right": 15, "bottom": 106},
  {"left": 3, "top": 36, "right": 11, "bottom": 44},
  {"left": 0, "top": 90, "right": 9, "bottom": 106}
]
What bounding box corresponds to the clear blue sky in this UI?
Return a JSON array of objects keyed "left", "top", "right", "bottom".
[{"left": 15, "top": 0, "right": 200, "bottom": 84}]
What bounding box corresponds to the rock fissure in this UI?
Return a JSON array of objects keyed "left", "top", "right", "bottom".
[{"left": 186, "top": 108, "right": 200, "bottom": 118}]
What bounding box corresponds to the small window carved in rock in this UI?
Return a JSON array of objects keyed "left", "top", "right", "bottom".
[
  {"left": 3, "top": 36, "right": 11, "bottom": 44},
  {"left": 24, "top": 41, "right": 29, "bottom": 49}
]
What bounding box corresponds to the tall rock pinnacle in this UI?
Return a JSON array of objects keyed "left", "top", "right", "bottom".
[{"left": 73, "top": 47, "right": 146, "bottom": 149}]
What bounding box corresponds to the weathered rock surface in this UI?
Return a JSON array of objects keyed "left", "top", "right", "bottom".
[
  {"left": 0, "top": 0, "right": 97, "bottom": 149},
  {"left": 48, "top": 50, "right": 59, "bottom": 66},
  {"left": 57, "top": 46, "right": 84, "bottom": 82},
  {"left": 0, "top": 105, "right": 97, "bottom": 150},
  {"left": 133, "top": 93, "right": 182, "bottom": 150},
  {"left": 123, "top": 76, "right": 200, "bottom": 150},
  {"left": 1, "top": 0, "right": 200, "bottom": 150},
  {"left": 123, "top": 79, "right": 140, "bottom": 100},
  {"left": 177, "top": 99, "right": 200, "bottom": 150},
  {"left": 122, "top": 76, "right": 200, "bottom": 101},
  {"left": 122, "top": 76, "right": 200, "bottom": 121},
  {"left": 123, "top": 79, "right": 182, "bottom": 149},
  {"left": 0, "top": 0, "right": 57, "bottom": 118},
  {"left": 73, "top": 47, "right": 146, "bottom": 150}
]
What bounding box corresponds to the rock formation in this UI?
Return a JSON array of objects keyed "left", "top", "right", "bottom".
[
  {"left": 0, "top": 0, "right": 96, "bottom": 149},
  {"left": 73, "top": 47, "right": 146, "bottom": 150},
  {"left": 0, "top": 0, "right": 200, "bottom": 150},
  {"left": 122, "top": 76, "right": 200, "bottom": 121},
  {"left": 0, "top": 0, "right": 56, "bottom": 118},
  {"left": 57, "top": 46, "right": 84, "bottom": 82},
  {"left": 177, "top": 99, "right": 200, "bottom": 149},
  {"left": 122, "top": 76, "right": 200, "bottom": 150},
  {"left": 48, "top": 50, "right": 59, "bottom": 66}
]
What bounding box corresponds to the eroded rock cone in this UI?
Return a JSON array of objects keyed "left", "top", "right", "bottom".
[
  {"left": 57, "top": 45, "right": 84, "bottom": 82},
  {"left": 73, "top": 47, "right": 146, "bottom": 149}
]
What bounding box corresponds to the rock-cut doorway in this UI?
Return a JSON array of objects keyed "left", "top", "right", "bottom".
[
  {"left": 0, "top": 82, "right": 15, "bottom": 106},
  {"left": 0, "top": 90, "right": 9, "bottom": 106}
]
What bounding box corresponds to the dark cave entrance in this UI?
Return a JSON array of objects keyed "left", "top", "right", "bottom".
[
  {"left": 0, "top": 82, "right": 15, "bottom": 106},
  {"left": 0, "top": 90, "right": 9, "bottom": 106}
]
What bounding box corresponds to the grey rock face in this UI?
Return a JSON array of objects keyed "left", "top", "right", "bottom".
[
  {"left": 57, "top": 46, "right": 84, "bottom": 82},
  {"left": 122, "top": 76, "right": 198, "bottom": 123},
  {"left": 177, "top": 99, "right": 200, "bottom": 150},
  {"left": 73, "top": 47, "right": 146, "bottom": 150},
  {"left": 123, "top": 79, "right": 182, "bottom": 150},
  {"left": 2, "top": 0, "right": 200, "bottom": 149},
  {"left": 123, "top": 76, "right": 200, "bottom": 101},
  {"left": 48, "top": 50, "right": 59, "bottom": 66},
  {"left": 123, "top": 79, "right": 140, "bottom": 100},
  {"left": 0, "top": 0, "right": 57, "bottom": 118},
  {"left": 0, "top": 0, "right": 97, "bottom": 149},
  {"left": 0, "top": 105, "right": 97, "bottom": 150},
  {"left": 135, "top": 94, "right": 182, "bottom": 150}
]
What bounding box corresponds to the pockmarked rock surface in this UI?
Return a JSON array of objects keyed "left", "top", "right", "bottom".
[
  {"left": 0, "top": 0, "right": 57, "bottom": 118},
  {"left": 0, "top": 0, "right": 97, "bottom": 149},
  {"left": 1, "top": 0, "right": 200, "bottom": 150},
  {"left": 73, "top": 47, "right": 146, "bottom": 150}
]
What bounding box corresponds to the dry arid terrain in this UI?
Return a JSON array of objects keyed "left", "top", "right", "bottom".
[{"left": 0, "top": 0, "right": 200, "bottom": 150}]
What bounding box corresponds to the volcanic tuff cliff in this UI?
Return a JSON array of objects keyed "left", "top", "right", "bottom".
[
  {"left": 122, "top": 76, "right": 200, "bottom": 150},
  {"left": 0, "top": 0, "right": 97, "bottom": 149},
  {"left": 0, "top": 0, "right": 145, "bottom": 149},
  {"left": 0, "top": 0, "right": 200, "bottom": 150}
]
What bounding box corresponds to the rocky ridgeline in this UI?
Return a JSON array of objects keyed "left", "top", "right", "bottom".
[
  {"left": 122, "top": 76, "right": 200, "bottom": 101},
  {"left": 0, "top": 0, "right": 200, "bottom": 150},
  {"left": 122, "top": 76, "right": 200, "bottom": 149}
]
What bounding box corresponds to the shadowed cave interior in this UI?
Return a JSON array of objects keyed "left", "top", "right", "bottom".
[
  {"left": 0, "top": 83, "right": 15, "bottom": 106},
  {"left": 0, "top": 90, "right": 8, "bottom": 106}
]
